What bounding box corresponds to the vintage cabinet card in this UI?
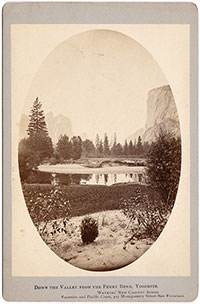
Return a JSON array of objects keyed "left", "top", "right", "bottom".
[{"left": 3, "top": 2, "right": 198, "bottom": 301}]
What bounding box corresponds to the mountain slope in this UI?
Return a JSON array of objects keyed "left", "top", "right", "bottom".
[
  {"left": 126, "top": 128, "right": 144, "bottom": 143},
  {"left": 46, "top": 112, "right": 73, "bottom": 144}
]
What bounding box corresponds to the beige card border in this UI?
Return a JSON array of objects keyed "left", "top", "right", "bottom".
[
  {"left": 11, "top": 23, "right": 190, "bottom": 278},
  {"left": 3, "top": 2, "right": 198, "bottom": 301}
]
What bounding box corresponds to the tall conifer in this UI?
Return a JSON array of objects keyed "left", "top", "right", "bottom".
[
  {"left": 27, "top": 97, "right": 48, "bottom": 137},
  {"left": 26, "top": 97, "right": 53, "bottom": 161}
]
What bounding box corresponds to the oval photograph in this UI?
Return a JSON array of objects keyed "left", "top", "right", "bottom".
[{"left": 18, "top": 30, "right": 181, "bottom": 271}]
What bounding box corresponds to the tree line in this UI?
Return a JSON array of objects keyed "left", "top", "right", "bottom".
[
  {"left": 19, "top": 98, "right": 150, "bottom": 180},
  {"left": 56, "top": 133, "right": 149, "bottom": 161}
]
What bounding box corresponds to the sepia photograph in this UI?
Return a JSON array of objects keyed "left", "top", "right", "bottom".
[
  {"left": 18, "top": 29, "right": 181, "bottom": 271},
  {"left": 3, "top": 2, "right": 197, "bottom": 301}
]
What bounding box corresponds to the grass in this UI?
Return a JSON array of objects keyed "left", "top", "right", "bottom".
[{"left": 22, "top": 183, "right": 160, "bottom": 219}]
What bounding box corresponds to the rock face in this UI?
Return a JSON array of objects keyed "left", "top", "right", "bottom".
[
  {"left": 126, "top": 128, "right": 144, "bottom": 144},
  {"left": 46, "top": 112, "right": 73, "bottom": 144},
  {"left": 143, "top": 85, "right": 180, "bottom": 142},
  {"left": 19, "top": 112, "right": 73, "bottom": 144},
  {"left": 127, "top": 85, "right": 180, "bottom": 143}
]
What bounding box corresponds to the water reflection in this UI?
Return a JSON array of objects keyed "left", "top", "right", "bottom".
[
  {"left": 51, "top": 172, "right": 146, "bottom": 186},
  {"left": 26, "top": 170, "right": 146, "bottom": 186},
  {"left": 104, "top": 174, "right": 108, "bottom": 185}
]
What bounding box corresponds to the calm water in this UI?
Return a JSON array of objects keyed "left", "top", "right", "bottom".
[
  {"left": 79, "top": 172, "right": 145, "bottom": 186},
  {"left": 36, "top": 165, "right": 147, "bottom": 186},
  {"left": 51, "top": 171, "right": 146, "bottom": 186}
]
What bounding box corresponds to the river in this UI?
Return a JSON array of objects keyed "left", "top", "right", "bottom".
[{"left": 38, "top": 164, "right": 147, "bottom": 186}]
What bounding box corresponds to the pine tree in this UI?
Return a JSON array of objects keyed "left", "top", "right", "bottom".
[
  {"left": 26, "top": 97, "right": 53, "bottom": 162},
  {"left": 99, "top": 140, "right": 104, "bottom": 157},
  {"left": 71, "top": 136, "right": 82, "bottom": 160},
  {"left": 104, "top": 133, "right": 110, "bottom": 156},
  {"left": 27, "top": 97, "right": 48, "bottom": 137},
  {"left": 132, "top": 139, "right": 137, "bottom": 155},
  {"left": 123, "top": 140, "right": 128, "bottom": 156},
  {"left": 115, "top": 143, "right": 123, "bottom": 156},
  {"left": 111, "top": 132, "right": 117, "bottom": 156},
  {"left": 114, "top": 132, "right": 117, "bottom": 146},
  {"left": 95, "top": 134, "right": 100, "bottom": 157},
  {"left": 128, "top": 140, "right": 134, "bottom": 156},
  {"left": 137, "top": 136, "right": 143, "bottom": 155}
]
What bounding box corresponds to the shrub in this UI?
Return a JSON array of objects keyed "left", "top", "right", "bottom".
[
  {"left": 146, "top": 131, "right": 181, "bottom": 207},
  {"left": 26, "top": 170, "right": 52, "bottom": 184},
  {"left": 23, "top": 184, "right": 71, "bottom": 240},
  {"left": 121, "top": 188, "right": 169, "bottom": 248},
  {"left": 18, "top": 138, "right": 40, "bottom": 182},
  {"left": 80, "top": 216, "right": 99, "bottom": 244}
]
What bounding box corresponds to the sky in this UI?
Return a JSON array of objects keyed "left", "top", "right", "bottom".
[{"left": 24, "top": 29, "right": 168, "bottom": 143}]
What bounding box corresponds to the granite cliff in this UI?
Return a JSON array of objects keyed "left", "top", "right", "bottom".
[
  {"left": 127, "top": 85, "right": 180, "bottom": 143},
  {"left": 143, "top": 85, "right": 180, "bottom": 142}
]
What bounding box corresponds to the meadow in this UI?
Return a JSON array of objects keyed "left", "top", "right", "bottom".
[{"left": 23, "top": 183, "right": 159, "bottom": 220}]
